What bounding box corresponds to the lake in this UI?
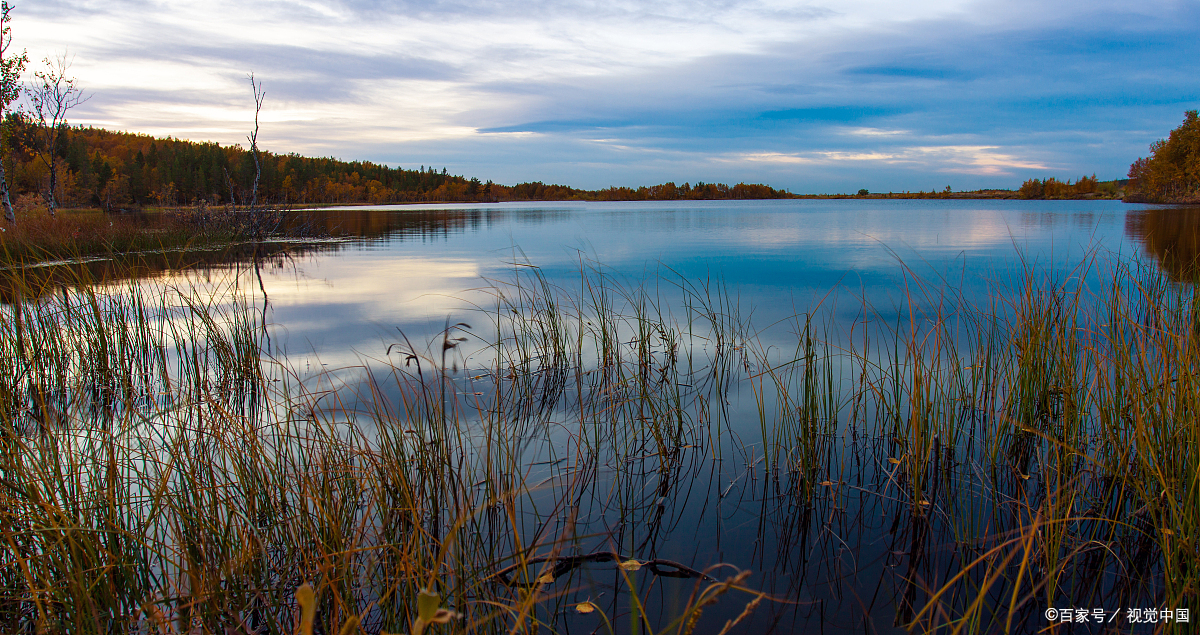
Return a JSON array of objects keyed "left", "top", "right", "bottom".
[
  {"left": 247, "top": 199, "right": 1183, "bottom": 632},
  {"left": 257, "top": 199, "right": 1157, "bottom": 365},
  {"left": 4, "top": 198, "right": 1194, "bottom": 634}
]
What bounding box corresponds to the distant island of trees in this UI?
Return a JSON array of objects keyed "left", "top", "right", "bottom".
[{"left": 851, "top": 177, "right": 1125, "bottom": 201}]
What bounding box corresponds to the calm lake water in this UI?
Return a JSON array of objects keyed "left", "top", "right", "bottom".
[
  {"left": 252, "top": 199, "right": 1172, "bottom": 368},
  {"left": 45, "top": 199, "right": 1194, "bottom": 633}
]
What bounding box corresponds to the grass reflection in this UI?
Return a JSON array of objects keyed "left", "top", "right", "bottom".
[{"left": 0, "top": 254, "right": 1195, "bottom": 633}]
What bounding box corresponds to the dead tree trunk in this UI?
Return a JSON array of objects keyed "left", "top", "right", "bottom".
[{"left": 246, "top": 72, "right": 264, "bottom": 211}]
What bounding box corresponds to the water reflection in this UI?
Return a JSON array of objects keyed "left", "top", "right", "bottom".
[
  {"left": 0, "top": 242, "right": 315, "bottom": 303},
  {"left": 1125, "top": 206, "right": 1200, "bottom": 280},
  {"left": 295, "top": 206, "right": 574, "bottom": 239},
  {"left": 9, "top": 200, "right": 1174, "bottom": 368},
  {"left": 11, "top": 200, "right": 1172, "bottom": 302},
  {"left": 0, "top": 207, "right": 582, "bottom": 303},
  {"left": 4, "top": 199, "right": 1188, "bottom": 633}
]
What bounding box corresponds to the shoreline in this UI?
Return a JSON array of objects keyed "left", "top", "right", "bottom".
[{"left": 42, "top": 191, "right": 1133, "bottom": 216}]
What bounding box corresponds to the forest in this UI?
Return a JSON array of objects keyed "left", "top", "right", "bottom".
[
  {"left": 3, "top": 117, "right": 795, "bottom": 209},
  {"left": 1126, "top": 110, "right": 1200, "bottom": 203}
]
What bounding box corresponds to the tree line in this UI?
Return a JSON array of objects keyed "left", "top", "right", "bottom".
[
  {"left": 1126, "top": 110, "right": 1200, "bottom": 204},
  {"left": 2, "top": 120, "right": 797, "bottom": 209},
  {"left": 1016, "top": 174, "right": 1104, "bottom": 199},
  {"left": 0, "top": 2, "right": 796, "bottom": 216}
]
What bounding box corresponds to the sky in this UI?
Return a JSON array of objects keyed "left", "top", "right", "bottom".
[{"left": 16, "top": 0, "right": 1200, "bottom": 193}]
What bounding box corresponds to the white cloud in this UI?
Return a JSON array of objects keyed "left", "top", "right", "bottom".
[
  {"left": 844, "top": 127, "right": 911, "bottom": 136},
  {"left": 14, "top": 0, "right": 1197, "bottom": 190},
  {"left": 724, "top": 145, "right": 1052, "bottom": 176}
]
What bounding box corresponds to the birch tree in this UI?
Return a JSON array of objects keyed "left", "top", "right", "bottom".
[
  {"left": 27, "top": 52, "right": 87, "bottom": 215},
  {"left": 0, "top": 2, "right": 27, "bottom": 225}
]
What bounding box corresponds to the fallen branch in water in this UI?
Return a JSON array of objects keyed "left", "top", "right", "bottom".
[{"left": 493, "top": 550, "right": 716, "bottom": 586}]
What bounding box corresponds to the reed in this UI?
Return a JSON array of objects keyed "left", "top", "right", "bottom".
[{"left": 0, "top": 253, "right": 1195, "bottom": 633}]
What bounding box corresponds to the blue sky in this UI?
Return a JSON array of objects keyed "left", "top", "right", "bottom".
[{"left": 19, "top": 0, "right": 1200, "bottom": 192}]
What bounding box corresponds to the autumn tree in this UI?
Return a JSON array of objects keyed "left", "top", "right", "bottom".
[
  {"left": 1127, "top": 110, "right": 1200, "bottom": 203},
  {"left": 27, "top": 52, "right": 88, "bottom": 215},
  {"left": 1018, "top": 179, "right": 1043, "bottom": 199},
  {"left": 0, "top": 1, "right": 26, "bottom": 224},
  {"left": 1019, "top": 175, "right": 1101, "bottom": 200}
]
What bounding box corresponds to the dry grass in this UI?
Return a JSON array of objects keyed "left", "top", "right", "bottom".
[
  {"left": 0, "top": 254, "right": 1194, "bottom": 633},
  {"left": 0, "top": 196, "right": 304, "bottom": 265}
]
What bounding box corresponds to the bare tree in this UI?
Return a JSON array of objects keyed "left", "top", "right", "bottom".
[
  {"left": 246, "top": 72, "right": 264, "bottom": 210},
  {"left": 0, "top": 1, "right": 27, "bottom": 225},
  {"left": 27, "top": 52, "right": 88, "bottom": 216},
  {"left": 244, "top": 73, "right": 270, "bottom": 336}
]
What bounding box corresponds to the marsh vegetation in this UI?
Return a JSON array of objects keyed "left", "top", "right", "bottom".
[{"left": 0, "top": 225, "right": 1195, "bottom": 633}]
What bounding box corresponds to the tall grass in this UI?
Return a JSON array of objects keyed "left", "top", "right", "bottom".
[
  {"left": 0, "top": 254, "right": 1195, "bottom": 633},
  {"left": 847, "top": 256, "right": 1198, "bottom": 632},
  {"left": 0, "top": 201, "right": 329, "bottom": 266}
]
